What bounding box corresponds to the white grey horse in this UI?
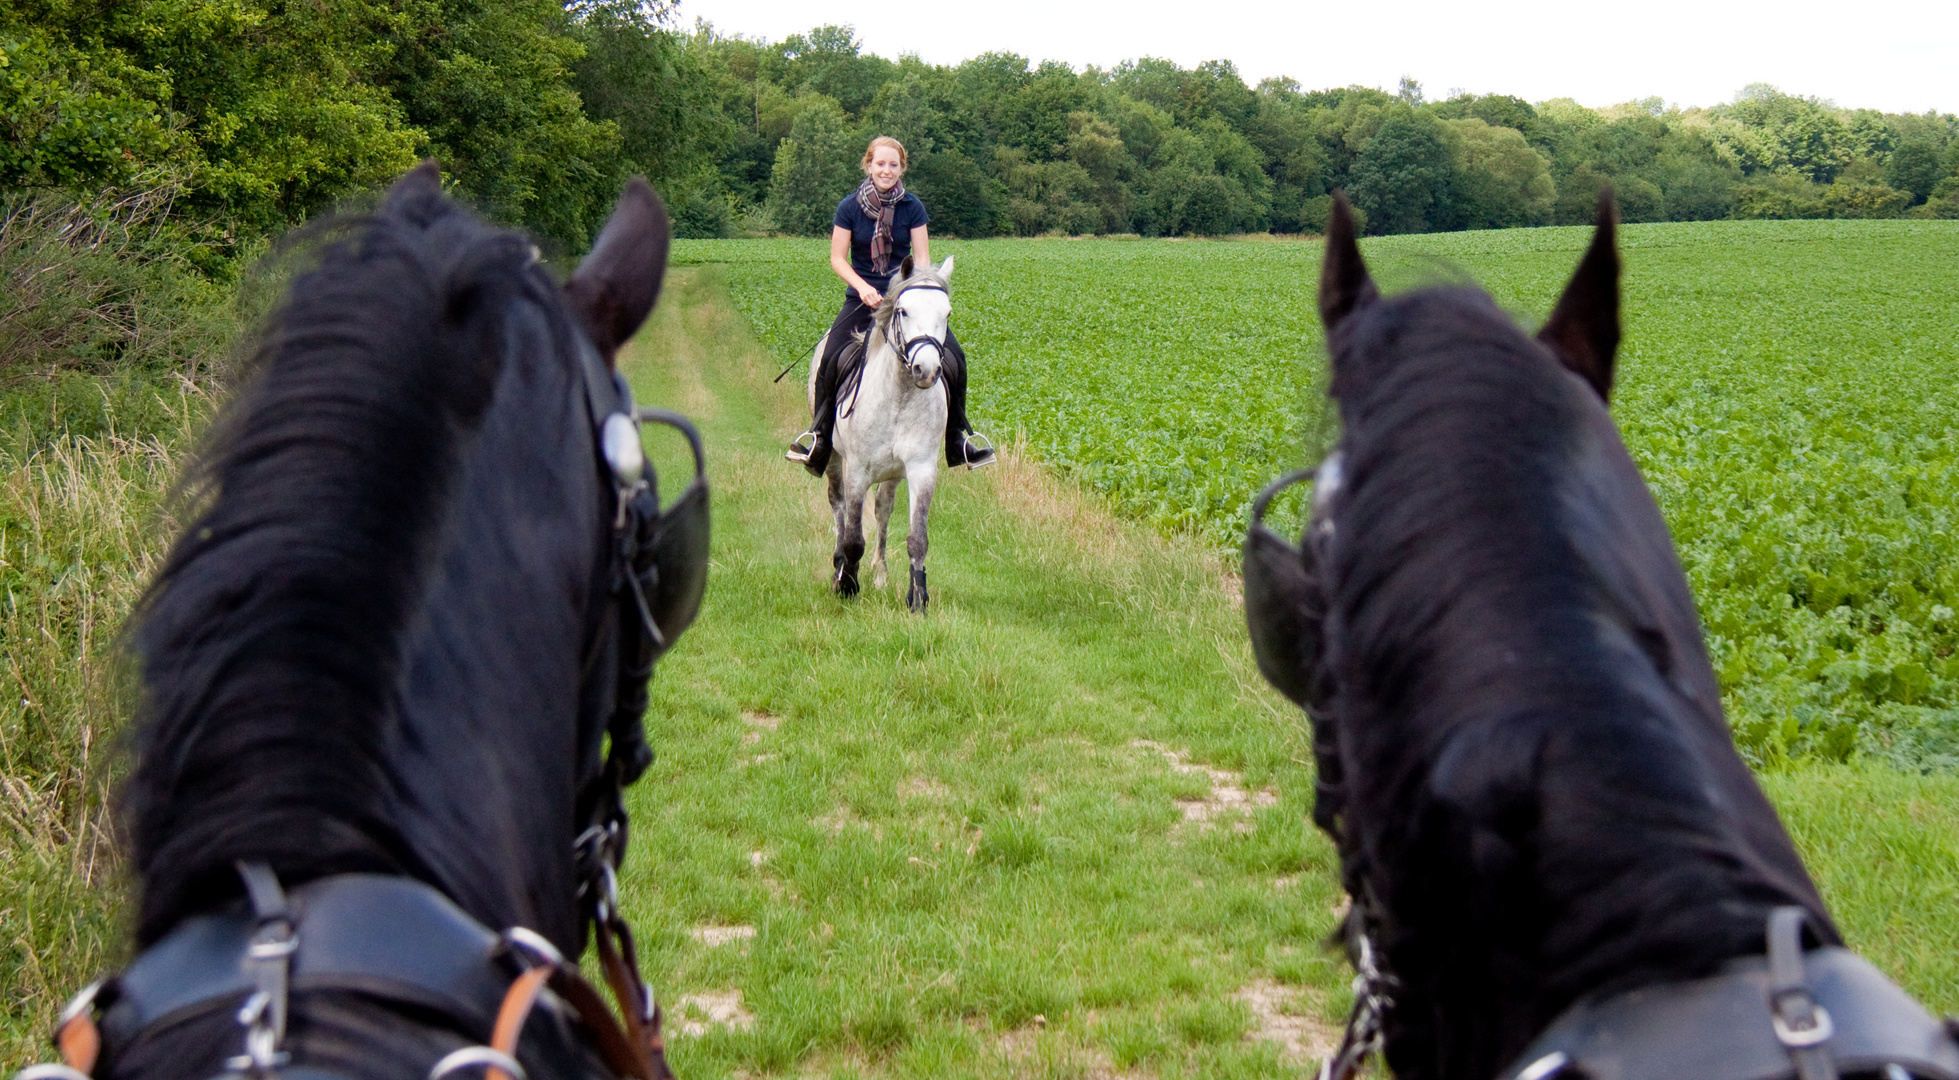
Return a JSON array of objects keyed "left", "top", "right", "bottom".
[{"left": 808, "top": 256, "right": 954, "bottom": 612}]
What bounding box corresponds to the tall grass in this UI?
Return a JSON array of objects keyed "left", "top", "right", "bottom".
[
  {"left": 0, "top": 405, "right": 190, "bottom": 1060},
  {"left": 2, "top": 167, "right": 239, "bottom": 1061}
]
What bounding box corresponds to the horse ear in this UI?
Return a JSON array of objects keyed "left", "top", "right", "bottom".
[
  {"left": 1538, "top": 188, "right": 1621, "bottom": 401},
  {"left": 939, "top": 254, "right": 954, "bottom": 282},
  {"left": 567, "top": 178, "right": 671, "bottom": 367},
  {"left": 1318, "top": 192, "right": 1377, "bottom": 334},
  {"left": 900, "top": 254, "right": 914, "bottom": 279},
  {"left": 383, "top": 159, "right": 444, "bottom": 218}
]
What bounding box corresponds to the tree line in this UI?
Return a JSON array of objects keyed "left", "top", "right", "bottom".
[
  {"left": 6, "top": 1, "right": 1958, "bottom": 259},
  {"left": 674, "top": 27, "right": 1959, "bottom": 238}
]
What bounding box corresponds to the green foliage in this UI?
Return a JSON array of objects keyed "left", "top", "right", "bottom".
[
  {"left": 2, "top": 0, "right": 674, "bottom": 250},
  {"left": 767, "top": 94, "right": 856, "bottom": 236},
  {"left": 1714, "top": 84, "right": 1854, "bottom": 182},
  {"left": 905, "top": 149, "right": 1003, "bottom": 238},
  {"left": 1735, "top": 172, "right": 1831, "bottom": 219},
  {"left": 1886, "top": 138, "right": 1947, "bottom": 203},
  {"left": 1823, "top": 176, "right": 1912, "bottom": 218},
  {"left": 1349, "top": 112, "right": 1450, "bottom": 234},
  {"left": 678, "top": 25, "right": 1954, "bottom": 240},
  {"left": 0, "top": 23, "right": 173, "bottom": 190},
  {"left": 384, "top": 0, "right": 623, "bottom": 247},
  {"left": 1441, "top": 117, "right": 1554, "bottom": 228},
  {"left": 571, "top": 0, "right": 731, "bottom": 236}
]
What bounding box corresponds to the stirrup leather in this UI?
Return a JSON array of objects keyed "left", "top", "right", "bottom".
[{"left": 785, "top": 431, "right": 819, "bottom": 464}]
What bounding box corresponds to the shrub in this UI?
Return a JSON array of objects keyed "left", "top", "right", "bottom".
[{"left": 1, "top": 176, "right": 238, "bottom": 380}]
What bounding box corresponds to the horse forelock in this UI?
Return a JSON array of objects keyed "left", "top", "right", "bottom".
[
  {"left": 124, "top": 190, "right": 606, "bottom": 944},
  {"left": 1316, "top": 283, "right": 1832, "bottom": 1078}
]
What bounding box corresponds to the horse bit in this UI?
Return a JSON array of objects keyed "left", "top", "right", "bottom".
[{"left": 17, "top": 339, "right": 708, "bottom": 1080}]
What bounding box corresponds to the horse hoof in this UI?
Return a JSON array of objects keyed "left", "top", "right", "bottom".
[
  {"left": 836, "top": 570, "right": 860, "bottom": 599},
  {"left": 873, "top": 565, "right": 888, "bottom": 589},
  {"left": 906, "top": 569, "right": 928, "bottom": 613}
]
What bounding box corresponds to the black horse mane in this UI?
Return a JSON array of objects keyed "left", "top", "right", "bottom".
[
  {"left": 1313, "top": 209, "right": 1834, "bottom": 1078},
  {"left": 122, "top": 179, "right": 587, "bottom": 945}
]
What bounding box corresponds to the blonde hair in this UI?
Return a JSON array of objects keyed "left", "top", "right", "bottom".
[{"left": 862, "top": 136, "right": 908, "bottom": 174}]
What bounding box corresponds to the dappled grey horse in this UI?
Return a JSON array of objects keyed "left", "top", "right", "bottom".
[{"left": 808, "top": 256, "right": 954, "bottom": 612}]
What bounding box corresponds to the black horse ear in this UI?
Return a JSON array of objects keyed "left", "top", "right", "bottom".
[
  {"left": 900, "top": 254, "right": 914, "bottom": 279},
  {"left": 383, "top": 160, "right": 444, "bottom": 218},
  {"left": 567, "top": 178, "right": 671, "bottom": 367},
  {"left": 1538, "top": 188, "right": 1621, "bottom": 401},
  {"left": 1318, "top": 192, "right": 1377, "bottom": 335}
]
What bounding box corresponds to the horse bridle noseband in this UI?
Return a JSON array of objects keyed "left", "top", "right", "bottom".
[{"left": 20, "top": 336, "right": 709, "bottom": 1080}]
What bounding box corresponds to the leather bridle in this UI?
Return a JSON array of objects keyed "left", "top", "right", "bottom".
[
  {"left": 18, "top": 335, "right": 707, "bottom": 1080},
  {"left": 886, "top": 283, "right": 948, "bottom": 386}
]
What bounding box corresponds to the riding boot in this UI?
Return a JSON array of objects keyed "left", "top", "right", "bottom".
[
  {"left": 941, "top": 331, "right": 996, "bottom": 469},
  {"left": 787, "top": 373, "right": 836, "bottom": 475},
  {"left": 798, "top": 375, "right": 837, "bottom": 477}
]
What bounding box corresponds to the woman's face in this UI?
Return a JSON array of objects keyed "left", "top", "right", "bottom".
[{"left": 867, "top": 146, "right": 904, "bottom": 191}]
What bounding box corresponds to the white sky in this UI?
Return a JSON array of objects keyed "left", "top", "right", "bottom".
[{"left": 671, "top": 0, "right": 1957, "bottom": 116}]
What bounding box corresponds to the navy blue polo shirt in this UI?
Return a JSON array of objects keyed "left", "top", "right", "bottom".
[{"left": 834, "top": 190, "right": 929, "bottom": 289}]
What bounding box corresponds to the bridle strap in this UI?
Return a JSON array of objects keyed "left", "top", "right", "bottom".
[
  {"left": 885, "top": 284, "right": 948, "bottom": 380},
  {"left": 593, "top": 916, "right": 667, "bottom": 1075},
  {"left": 478, "top": 935, "right": 668, "bottom": 1080},
  {"left": 484, "top": 968, "right": 550, "bottom": 1080}
]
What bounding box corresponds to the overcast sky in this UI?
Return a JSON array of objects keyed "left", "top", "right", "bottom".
[{"left": 670, "top": 0, "right": 1955, "bottom": 116}]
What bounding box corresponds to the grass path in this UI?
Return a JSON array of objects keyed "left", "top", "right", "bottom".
[
  {"left": 617, "top": 265, "right": 1346, "bottom": 1080},
  {"left": 613, "top": 266, "right": 1959, "bottom": 1080}
]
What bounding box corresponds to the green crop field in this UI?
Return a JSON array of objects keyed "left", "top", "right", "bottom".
[{"left": 675, "top": 219, "right": 1959, "bottom": 769}]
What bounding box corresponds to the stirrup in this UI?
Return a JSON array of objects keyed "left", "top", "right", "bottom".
[
  {"left": 962, "top": 432, "right": 997, "bottom": 470},
  {"left": 786, "top": 430, "right": 819, "bottom": 464}
]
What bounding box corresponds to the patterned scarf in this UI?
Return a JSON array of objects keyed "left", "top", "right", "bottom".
[{"left": 855, "top": 177, "right": 907, "bottom": 275}]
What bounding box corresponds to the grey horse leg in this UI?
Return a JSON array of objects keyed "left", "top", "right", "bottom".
[
  {"left": 871, "top": 480, "right": 897, "bottom": 589},
  {"left": 834, "top": 465, "right": 868, "bottom": 599},
  {"left": 904, "top": 467, "right": 936, "bottom": 613}
]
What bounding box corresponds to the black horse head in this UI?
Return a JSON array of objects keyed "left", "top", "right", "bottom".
[
  {"left": 1249, "top": 192, "right": 1842, "bottom": 1080},
  {"left": 105, "top": 164, "right": 687, "bottom": 1080}
]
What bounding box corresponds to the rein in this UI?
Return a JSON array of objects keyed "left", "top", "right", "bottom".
[{"left": 20, "top": 333, "right": 707, "bottom": 1080}]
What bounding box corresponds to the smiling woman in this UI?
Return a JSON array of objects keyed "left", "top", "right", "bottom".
[{"left": 786, "top": 135, "right": 996, "bottom": 475}]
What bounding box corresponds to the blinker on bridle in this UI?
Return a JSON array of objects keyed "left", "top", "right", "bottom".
[
  {"left": 594, "top": 367, "right": 710, "bottom": 665},
  {"left": 1242, "top": 463, "right": 1331, "bottom": 711}
]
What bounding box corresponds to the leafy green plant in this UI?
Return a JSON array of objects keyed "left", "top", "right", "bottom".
[{"left": 679, "top": 218, "right": 1959, "bottom": 767}]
